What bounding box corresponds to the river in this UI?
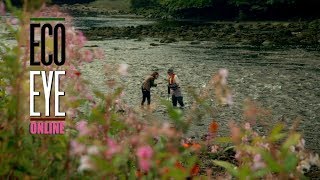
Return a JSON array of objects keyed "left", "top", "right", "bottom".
[{"left": 72, "top": 16, "right": 320, "bottom": 152}]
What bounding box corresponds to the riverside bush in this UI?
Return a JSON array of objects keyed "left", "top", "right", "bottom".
[{"left": 0, "top": 0, "right": 319, "bottom": 179}]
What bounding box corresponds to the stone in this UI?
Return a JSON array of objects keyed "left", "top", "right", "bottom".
[
  {"left": 190, "top": 41, "right": 200, "bottom": 45},
  {"left": 150, "top": 43, "right": 160, "bottom": 46},
  {"left": 262, "top": 40, "right": 272, "bottom": 46}
]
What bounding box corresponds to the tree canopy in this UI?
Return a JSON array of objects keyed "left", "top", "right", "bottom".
[{"left": 130, "top": 0, "right": 320, "bottom": 19}]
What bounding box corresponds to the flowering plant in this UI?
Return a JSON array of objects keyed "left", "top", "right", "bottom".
[{"left": 0, "top": 0, "right": 319, "bottom": 179}]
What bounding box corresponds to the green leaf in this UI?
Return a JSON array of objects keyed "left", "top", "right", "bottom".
[
  {"left": 166, "top": 168, "right": 189, "bottom": 179},
  {"left": 252, "top": 168, "right": 270, "bottom": 178},
  {"left": 284, "top": 153, "right": 298, "bottom": 172},
  {"left": 185, "top": 156, "right": 197, "bottom": 169},
  {"left": 259, "top": 150, "right": 282, "bottom": 172},
  {"left": 238, "top": 165, "right": 251, "bottom": 180},
  {"left": 282, "top": 133, "right": 301, "bottom": 150},
  {"left": 92, "top": 156, "right": 113, "bottom": 173},
  {"left": 215, "top": 137, "right": 232, "bottom": 143},
  {"left": 268, "top": 124, "right": 286, "bottom": 142},
  {"left": 128, "top": 165, "right": 137, "bottom": 180},
  {"left": 0, "top": 163, "right": 10, "bottom": 176},
  {"left": 223, "top": 145, "right": 235, "bottom": 152},
  {"left": 168, "top": 108, "right": 183, "bottom": 121},
  {"left": 161, "top": 98, "right": 187, "bottom": 131},
  {"left": 88, "top": 106, "right": 105, "bottom": 124},
  {"left": 109, "top": 119, "right": 126, "bottom": 135},
  {"left": 155, "top": 136, "right": 166, "bottom": 150},
  {"left": 93, "top": 90, "right": 105, "bottom": 100},
  {"left": 213, "top": 160, "right": 239, "bottom": 177}
]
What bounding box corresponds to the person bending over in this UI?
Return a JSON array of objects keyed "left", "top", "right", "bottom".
[{"left": 141, "top": 72, "right": 159, "bottom": 106}]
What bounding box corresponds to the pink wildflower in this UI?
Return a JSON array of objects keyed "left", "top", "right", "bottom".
[
  {"left": 68, "top": 96, "right": 78, "bottom": 102},
  {"left": 85, "top": 94, "right": 94, "bottom": 101},
  {"left": 252, "top": 154, "right": 266, "bottom": 170},
  {"left": 211, "top": 145, "right": 220, "bottom": 153},
  {"left": 244, "top": 122, "right": 251, "bottom": 130},
  {"left": 10, "top": 18, "right": 19, "bottom": 25},
  {"left": 82, "top": 49, "right": 94, "bottom": 63},
  {"left": 87, "top": 146, "right": 99, "bottom": 155},
  {"left": 137, "top": 146, "right": 153, "bottom": 159},
  {"left": 0, "top": 1, "right": 5, "bottom": 16},
  {"left": 219, "top": 68, "right": 228, "bottom": 85},
  {"left": 76, "top": 120, "right": 90, "bottom": 136},
  {"left": 226, "top": 94, "right": 233, "bottom": 105},
  {"left": 93, "top": 48, "right": 105, "bottom": 59},
  {"left": 241, "top": 135, "right": 249, "bottom": 143},
  {"left": 118, "top": 63, "right": 129, "bottom": 76},
  {"left": 136, "top": 145, "right": 153, "bottom": 172},
  {"left": 219, "top": 68, "right": 228, "bottom": 78},
  {"left": 259, "top": 142, "right": 270, "bottom": 150},
  {"left": 70, "top": 140, "right": 86, "bottom": 155},
  {"left": 76, "top": 31, "right": 87, "bottom": 47},
  {"left": 297, "top": 138, "right": 306, "bottom": 149},
  {"left": 67, "top": 108, "right": 77, "bottom": 118},
  {"left": 105, "top": 139, "right": 121, "bottom": 158},
  {"left": 229, "top": 122, "right": 241, "bottom": 144},
  {"left": 138, "top": 159, "right": 151, "bottom": 172},
  {"left": 5, "top": 86, "right": 13, "bottom": 95},
  {"left": 66, "top": 28, "right": 76, "bottom": 44},
  {"left": 235, "top": 151, "right": 242, "bottom": 159}
]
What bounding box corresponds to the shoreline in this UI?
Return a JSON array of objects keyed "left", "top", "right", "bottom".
[{"left": 82, "top": 20, "right": 320, "bottom": 48}]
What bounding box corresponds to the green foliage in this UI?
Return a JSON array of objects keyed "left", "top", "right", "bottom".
[
  {"left": 230, "top": 0, "right": 297, "bottom": 15},
  {"left": 129, "top": 0, "right": 319, "bottom": 20},
  {"left": 159, "top": 0, "right": 213, "bottom": 10},
  {"left": 0, "top": 1, "right": 68, "bottom": 178},
  {"left": 130, "top": 0, "right": 160, "bottom": 9},
  {"left": 213, "top": 123, "right": 313, "bottom": 179}
]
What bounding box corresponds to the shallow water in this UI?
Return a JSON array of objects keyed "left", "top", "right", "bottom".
[
  {"left": 80, "top": 39, "right": 320, "bottom": 152},
  {"left": 73, "top": 16, "right": 155, "bottom": 29}
]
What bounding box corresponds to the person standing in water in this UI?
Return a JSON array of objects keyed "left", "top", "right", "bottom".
[
  {"left": 141, "top": 72, "right": 159, "bottom": 106},
  {"left": 167, "top": 68, "right": 185, "bottom": 108}
]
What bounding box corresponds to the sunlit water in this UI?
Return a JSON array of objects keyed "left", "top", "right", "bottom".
[{"left": 73, "top": 16, "right": 155, "bottom": 29}]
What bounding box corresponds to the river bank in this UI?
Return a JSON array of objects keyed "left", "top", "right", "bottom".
[
  {"left": 59, "top": 3, "right": 320, "bottom": 47},
  {"left": 83, "top": 20, "right": 320, "bottom": 47}
]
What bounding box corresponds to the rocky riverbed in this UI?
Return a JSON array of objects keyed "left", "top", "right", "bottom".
[
  {"left": 69, "top": 16, "right": 320, "bottom": 153},
  {"left": 79, "top": 38, "right": 320, "bottom": 153}
]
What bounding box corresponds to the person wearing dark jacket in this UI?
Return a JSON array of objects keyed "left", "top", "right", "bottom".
[
  {"left": 167, "top": 68, "right": 184, "bottom": 108},
  {"left": 141, "top": 72, "right": 159, "bottom": 106}
]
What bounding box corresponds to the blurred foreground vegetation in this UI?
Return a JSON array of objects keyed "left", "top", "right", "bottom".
[{"left": 1, "top": 0, "right": 320, "bottom": 179}]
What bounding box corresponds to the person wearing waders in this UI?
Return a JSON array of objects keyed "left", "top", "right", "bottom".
[
  {"left": 167, "top": 68, "right": 185, "bottom": 108},
  {"left": 141, "top": 72, "right": 159, "bottom": 106}
]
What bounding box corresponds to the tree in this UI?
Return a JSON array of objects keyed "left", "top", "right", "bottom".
[
  {"left": 130, "top": 0, "right": 160, "bottom": 9},
  {"left": 159, "top": 0, "right": 213, "bottom": 11}
]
